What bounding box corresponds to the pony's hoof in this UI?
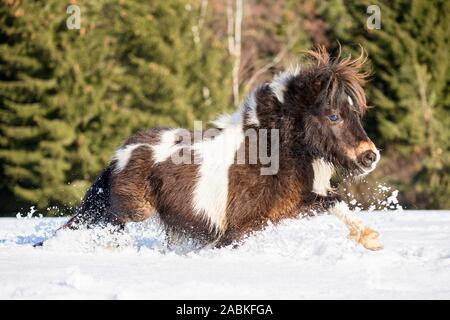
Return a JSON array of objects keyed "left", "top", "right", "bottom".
[
  {"left": 348, "top": 227, "right": 383, "bottom": 251},
  {"left": 359, "top": 228, "right": 383, "bottom": 251}
]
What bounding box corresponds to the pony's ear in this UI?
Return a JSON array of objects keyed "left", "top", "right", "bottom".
[{"left": 312, "top": 71, "right": 332, "bottom": 97}]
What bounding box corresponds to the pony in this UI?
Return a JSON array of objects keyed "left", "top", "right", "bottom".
[{"left": 53, "top": 47, "right": 382, "bottom": 250}]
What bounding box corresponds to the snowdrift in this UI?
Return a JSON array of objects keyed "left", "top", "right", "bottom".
[{"left": 0, "top": 210, "right": 449, "bottom": 299}]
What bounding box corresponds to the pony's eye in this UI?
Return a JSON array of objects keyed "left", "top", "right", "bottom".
[{"left": 328, "top": 114, "right": 339, "bottom": 122}]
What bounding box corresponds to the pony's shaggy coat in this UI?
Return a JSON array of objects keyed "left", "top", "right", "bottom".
[{"left": 63, "top": 47, "right": 383, "bottom": 250}]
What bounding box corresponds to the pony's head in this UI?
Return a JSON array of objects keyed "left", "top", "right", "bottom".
[{"left": 267, "top": 46, "right": 379, "bottom": 176}]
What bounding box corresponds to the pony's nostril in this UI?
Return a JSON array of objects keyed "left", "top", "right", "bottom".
[{"left": 361, "top": 150, "right": 377, "bottom": 167}]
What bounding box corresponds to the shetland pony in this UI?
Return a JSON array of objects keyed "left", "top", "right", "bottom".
[{"left": 57, "top": 47, "right": 382, "bottom": 250}]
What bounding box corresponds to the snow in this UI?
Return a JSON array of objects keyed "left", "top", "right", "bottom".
[{"left": 0, "top": 210, "right": 449, "bottom": 299}]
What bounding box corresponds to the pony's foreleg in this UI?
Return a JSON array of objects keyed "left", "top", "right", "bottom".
[{"left": 328, "top": 201, "right": 383, "bottom": 251}]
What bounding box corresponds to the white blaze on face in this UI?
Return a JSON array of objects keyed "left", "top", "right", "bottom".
[
  {"left": 347, "top": 95, "right": 354, "bottom": 106},
  {"left": 192, "top": 119, "right": 244, "bottom": 234},
  {"left": 312, "top": 158, "right": 334, "bottom": 196}
]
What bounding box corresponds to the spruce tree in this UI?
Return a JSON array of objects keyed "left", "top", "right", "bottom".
[
  {"left": 0, "top": 0, "right": 231, "bottom": 215},
  {"left": 0, "top": 0, "right": 121, "bottom": 214},
  {"left": 105, "top": 0, "right": 231, "bottom": 127}
]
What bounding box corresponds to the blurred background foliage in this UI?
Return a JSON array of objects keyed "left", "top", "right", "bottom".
[{"left": 0, "top": 0, "right": 448, "bottom": 216}]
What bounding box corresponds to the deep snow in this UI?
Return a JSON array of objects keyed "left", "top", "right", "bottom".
[{"left": 0, "top": 210, "right": 449, "bottom": 299}]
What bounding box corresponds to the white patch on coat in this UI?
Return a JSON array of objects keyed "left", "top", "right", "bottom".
[
  {"left": 213, "top": 87, "right": 260, "bottom": 128},
  {"left": 312, "top": 158, "right": 334, "bottom": 196},
  {"left": 269, "top": 65, "right": 300, "bottom": 103},
  {"left": 192, "top": 123, "right": 244, "bottom": 234},
  {"left": 243, "top": 89, "right": 260, "bottom": 126},
  {"left": 112, "top": 143, "right": 152, "bottom": 172},
  {"left": 211, "top": 111, "right": 242, "bottom": 129},
  {"left": 152, "top": 129, "right": 182, "bottom": 163}
]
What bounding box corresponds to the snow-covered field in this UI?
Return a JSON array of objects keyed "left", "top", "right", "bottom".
[{"left": 0, "top": 210, "right": 449, "bottom": 299}]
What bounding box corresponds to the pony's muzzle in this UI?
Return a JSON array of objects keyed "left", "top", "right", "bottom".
[
  {"left": 356, "top": 142, "right": 380, "bottom": 173},
  {"left": 360, "top": 150, "right": 377, "bottom": 167}
]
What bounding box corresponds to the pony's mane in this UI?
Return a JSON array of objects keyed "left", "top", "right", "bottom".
[
  {"left": 306, "top": 45, "right": 371, "bottom": 114},
  {"left": 212, "top": 46, "right": 371, "bottom": 129}
]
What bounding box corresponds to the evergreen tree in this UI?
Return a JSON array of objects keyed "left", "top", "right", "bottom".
[
  {"left": 0, "top": 0, "right": 125, "bottom": 214},
  {"left": 0, "top": 0, "right": 231, "bottom": 216},
  {"left": 104, "top": 0, "right": 232, "bottom": 127}
]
